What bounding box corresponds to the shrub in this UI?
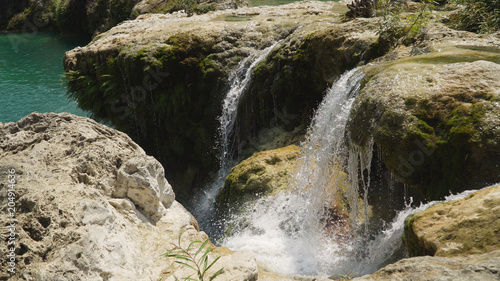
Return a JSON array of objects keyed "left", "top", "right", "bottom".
[
  {"left": 449, "top": 0, "right": 500, "bottom": 33},
  {"left": 376, "top": 0, "right": 433, "bottom": 48}
]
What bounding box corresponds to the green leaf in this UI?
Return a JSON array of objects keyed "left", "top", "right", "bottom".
[
  {"left": 188, "top": 240, "right": 202, "bottom": 252},
  {"left": 209, "top": 267, "right": 224, "bottom": 281},
  {"left": 195, "top": 239, "right": 210, "bottom": 258},
  {"left": 175, "top": 261, "right": 197, "bottom": 272},
  {"left": 205, "top": 256, "right": 221, "bottom": 273},
  {"left": 198, "top": 246, "right": 213, "bottom": 266}
]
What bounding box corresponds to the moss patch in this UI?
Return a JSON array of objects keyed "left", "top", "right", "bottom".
[{"left": 349, "top": 59, "right": 500, "bottom": 200}]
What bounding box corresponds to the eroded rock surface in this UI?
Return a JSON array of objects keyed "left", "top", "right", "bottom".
[
  {"left": 0, "top": 113, "right": 257, "bottom": 281},
  {"left": 353, "top": 250, "right": 500, "bottom": 281},
  {"left": 349, "top": 56, "right": 500, "bottom": 199},
  {"left": 404, "top": 184, "right": 500, "bottom": 257}
]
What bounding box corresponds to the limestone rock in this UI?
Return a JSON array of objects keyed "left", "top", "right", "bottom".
[
  {"left": 0, "top": 113, "right": 258, "bottom": 281},
  {"left": 353, "top": 250, "right": 500, "bottom": 281},
  {"left": 217, "top": 145, "right": 301, "bottom": 208},
  {"left": 115, "top": 156, "right": 175, "bottom": 223},
  {"left": 349, "top": 57, "right": 500, "bottom": 199},
  {"left": 404, "top": 184, "right": 500, "bottom": 258}
]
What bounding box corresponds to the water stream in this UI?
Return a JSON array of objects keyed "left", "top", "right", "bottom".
[
  {"left": 217, "top": 66, "right": 489, "bottom": 277},
  {"left": 221, "top": 67, "right": 369, "bottom": 276},
  {"left": 191, "top": 41, "right": 282, "bottom": 231}
]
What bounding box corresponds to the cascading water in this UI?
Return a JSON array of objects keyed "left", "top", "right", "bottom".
[
  {"left": 219, "top": 64, "right": 493, "bottom": 277},
  {"left": 191, "top": 42, "right": 281, "bottom": 230},
  {"left": 205, "top": 63, "right": 489, "bottom": 278},
  {"left": 221, "top": 67, "right": 368, "bottom": 276}
]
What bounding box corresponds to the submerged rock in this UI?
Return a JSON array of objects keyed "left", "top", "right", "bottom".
[
  {"left": 0, "top": 113, "right": 257, "bottom": 281},
  {"left": 404, "top": 184, "right": 500, "bottom": 258}
]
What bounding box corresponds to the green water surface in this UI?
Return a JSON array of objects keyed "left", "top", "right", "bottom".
[{"left": 0, "top": 32, "right": 90, "bottom": 123}]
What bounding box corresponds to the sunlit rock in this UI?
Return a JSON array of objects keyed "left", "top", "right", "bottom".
[
  {"left": 0, "top": 113, "right": 258, "bottom": 281},
  {"left": 349, "top": 56, "right": 500, "bottom": 200},
  {"left": 404, "top": 184, "right": 500, "bottom": 257},
  {"left": 353, "top": 250, "right": 500, "bottom": 281}
]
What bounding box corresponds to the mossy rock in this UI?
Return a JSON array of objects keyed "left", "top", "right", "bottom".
[
  {"left": 235, "top": 19, "right": 380, "bottom": 149},
  {"left": 65, "top": 30, "right": 232, "bottom": 200},
  {"left": 64, "top": 2, "right": 377, "bottom": 199},
  {"left": 216, "top": 145, "right": 302, "bottom": 209},
  {"left": 1, "top": 0, "right": 134, "bottom": 35},
  {"left": 403, "top": 184, "right": 500, "bottom": 257},
  {"left": 349, "top": 55, "right": 500, "bottom": 200},
  {"left": 215, "top": 145, "right": 363, "bottom": 231},
  {"left": 2, "top": 0, "right": 242, "bottom": 35}
]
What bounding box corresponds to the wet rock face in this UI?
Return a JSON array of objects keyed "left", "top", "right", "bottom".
[
  {"left": 404, "top": 184, "right": 500, "bottom": 258},
  {"left": 349, "top": 56, "right": 500, "bottom": 199},
  {"left": 356, "top": 184, "right": 500, "bottom": 281},
  {"left": 0, "top": 113, "right": 258, "bottom": 281}
]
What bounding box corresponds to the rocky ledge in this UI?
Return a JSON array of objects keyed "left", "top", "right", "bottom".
[
  {"left": 63, "top": 0, "right": 500, "bottom": 203},
  {"left": 353, "top": 183, "right": 500, "bottom": 281},
  {"left": 0, "top": 113, "right": 258, "bottom": 281},
  {"left": 0, "top": 0, "right": 245, "bottom": 35}
]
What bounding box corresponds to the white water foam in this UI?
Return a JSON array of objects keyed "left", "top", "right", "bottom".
[
  {"left": 219, "top": 64, "right": 493, "bottom": 277},
  {"left": 222, "top": 68, "right": 368, "bottom": 276}
]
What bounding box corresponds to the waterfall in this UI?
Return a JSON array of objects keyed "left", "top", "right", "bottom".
[
  {"left": 212, "top": 64, "right": 491, "bottom": 277},
  {"left": 191, "top": 41, "right": 281, "bottom": 230},
  {"left": 221, "top": 67, "right": 369, "bottom": 276}
]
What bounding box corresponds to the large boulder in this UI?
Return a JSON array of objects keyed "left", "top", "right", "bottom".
[
  {"left": 355, "top": 183, "right": 500, "bottom": 280},
  {"left": 403, "top": 184, "right": 500, "bottom": 258},
  {"left": 0, "top": 113, "right": 258, "bottom": 281},
  {"left": 349, "top": 52, "right": 500, "bottom": 199},
  {"left": 216, "top": 145, "right": 301, "bottom": 210},
  {"left": 353, "top": 250, "right": 500, "bottom": 281}
]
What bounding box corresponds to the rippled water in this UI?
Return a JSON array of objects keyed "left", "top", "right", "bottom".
[{"left": 0, "top": 32, "right": 90, "bottom": 123}]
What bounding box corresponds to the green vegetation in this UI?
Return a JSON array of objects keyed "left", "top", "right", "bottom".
[
  {"left": 162, "top": 233, "right": 223, "bottom": 281},
  {"left": 449, "top": 0, "right": 500, "bottom": 33},
  {"left": 333, "top": 269, "right": 358, "bottom": 280},
  {"left": 64, "top": 35, "right": 230, "bottom": 201},
  {"left": 376, "top": 0, "right": 433, "bottom": 50}
]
